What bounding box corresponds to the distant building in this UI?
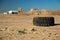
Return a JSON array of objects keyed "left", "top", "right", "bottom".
[
  {"left": 3, "top": 12, "right": 7, "bottom": 14},
  {"left": 8, "top": 10, "right": 18, "bottom": 14}
]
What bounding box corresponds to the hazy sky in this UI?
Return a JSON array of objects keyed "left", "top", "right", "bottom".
[{"left": 0, "top": 0, "right": 60, "bottom": 12}]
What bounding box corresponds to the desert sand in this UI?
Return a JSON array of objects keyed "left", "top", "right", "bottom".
[{"left": 0, "top": 14, "right": 60, "bottom": 40}]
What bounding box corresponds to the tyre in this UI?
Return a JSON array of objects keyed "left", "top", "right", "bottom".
[{"left": 33, "top": 17, "right": 54, "bottom": 26}]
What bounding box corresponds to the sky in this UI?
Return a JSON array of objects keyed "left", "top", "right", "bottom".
[{"left": 0, "top": 0, "right": 60, "bottom": 12}]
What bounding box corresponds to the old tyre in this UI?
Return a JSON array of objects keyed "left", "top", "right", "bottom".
[{"left": 33, "top": 17, "right": 54, "bottom": 26}]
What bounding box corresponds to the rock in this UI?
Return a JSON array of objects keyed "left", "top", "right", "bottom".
[
  {"left": 0, "top": 37, "right": 3, "bottom": 40},
  {"left": 31, "top": 28, "right": 36, "bottom": 31},
  {"left": 48, "top": 35, "right": 51, "bottom": 37},
  {"left": 49, "top": 33, "right": 52, "bottom": 35},
  {"left": 0, "top": 27, "right": 7, "bottom": 31},
  {"left": 43, "top": 29, "right": 46, "bottom": 32}
]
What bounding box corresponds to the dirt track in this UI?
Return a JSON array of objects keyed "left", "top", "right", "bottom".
[{"left": 0, "top": 14, "right": 60, "bottom": 40}]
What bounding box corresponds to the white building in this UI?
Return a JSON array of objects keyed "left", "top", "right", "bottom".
[
  {"left": 3, "top": 12, "right": 7, "bottom": 14},
  {"left": 8, "top": 10, "right": 18, "bottom": 14}
]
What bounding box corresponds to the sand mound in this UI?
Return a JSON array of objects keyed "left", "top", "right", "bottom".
[
  {"left": 24, "top": 8, "right": 41, "bottom": 15},
  {"left": 24, "top": 9, "right": 60, "bottom": 15},
  {"left": 41, "top": 9, "right": 50, "bottom": 15},
  {"left": 49, "top": 10, "right": 60, "bottom": 15},
  {"left": 17, "top": 8, "right": 60, "bottom": 16}
]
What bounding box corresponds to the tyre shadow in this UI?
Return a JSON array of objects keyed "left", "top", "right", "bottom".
[{"left": 54, "top": 24, "right": 60, "bottom": 26}]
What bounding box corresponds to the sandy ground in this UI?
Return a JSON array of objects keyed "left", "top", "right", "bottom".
[{"left": 0, "top": 14, "right": 60, "bottom": 40}]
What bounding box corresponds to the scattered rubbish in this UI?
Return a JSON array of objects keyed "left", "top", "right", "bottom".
[{"left": 18, "top": 29, "right": 26, "bottom": 35}]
